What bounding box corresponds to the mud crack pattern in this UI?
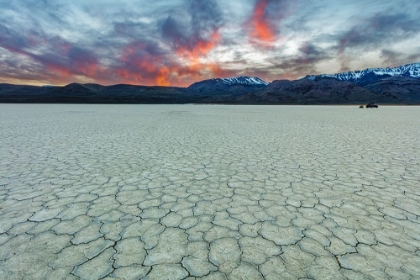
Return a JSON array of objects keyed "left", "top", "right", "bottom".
[{"left": 1, "top": 104, "right": 420, "bottom": 279}]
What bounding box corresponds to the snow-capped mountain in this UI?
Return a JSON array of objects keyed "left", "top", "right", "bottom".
[
  {"left": 218, "top": 76, "right": 269, "bottom": 86},
  {"left": 306, "top": 62, "right": 420, "bottom": 84},
  {"left": 188, "top": 76, "right": 268, "bottom": 95},
  {"left": 189, "top": 76, "right": 268, "bottom": 88}
]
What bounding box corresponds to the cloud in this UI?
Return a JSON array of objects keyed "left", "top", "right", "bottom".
[
  {"left": 0, "top": 0, "right": 419, "bottom": 86},
  {"left": 248, "top": 0, "right": 276, "bottom": 43},
  {"left": 337, "top": 13, "right": 420, "bottom": 55},
  {"left": 246, "top": 0, "right": 291, "bottom": 46},
  {"left": 112, "top": 0, "right": 228, "bottom": 86},
  {"left": 113, "top": 38, "right": 232, "bottom": 86},
  {"left": 0, "top": 21, "right": 108, "bottom": 84},
  {"left": 330, "top": 11, "right": 420, "bottom": 71},
  {"left": 258, "top": 42, "right": 331, "bottom": 79},
  {"left": 161, "top": 0, "right": 223, "bottom": 58},
  {"left": 115, "top": 40, "right": 170, "bottom": 86},
  {"left": 380, "top": 48, "right": 420, "bottom": 67}
]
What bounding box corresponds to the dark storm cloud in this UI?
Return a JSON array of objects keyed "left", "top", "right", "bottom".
[
  {"left": 337, "top": 13, "right": 420, "bottom": 54},
  {"left": 161, "top": 0, "right": 223, "bottom": 54},
  {"left": 0, "top": 19, "right": 106, "bottom": 83},
  {"left": 189, "top": 0, "right": 224, "bottom": 33},
  {"left": 262, "top": 42, "right": 332, "bottom": 79},
  {"left": 299, "top": 42, "right": 325, "bottom": 58},
  {"left": 161, "top": 16, "right": 184, "bottom": 41}
]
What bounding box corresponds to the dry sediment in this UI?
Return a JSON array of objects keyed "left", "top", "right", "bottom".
[{"left": 1, "top": 104, "right": 419, "bottom": 279}]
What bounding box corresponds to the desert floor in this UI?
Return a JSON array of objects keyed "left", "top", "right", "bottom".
[{"left": 1, "top": 104, "right": 419, "bottom": 279}]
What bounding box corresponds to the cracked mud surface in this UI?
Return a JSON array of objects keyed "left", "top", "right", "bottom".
[{"left": 1, "top": 104, "right": 420, "bottom": 279}]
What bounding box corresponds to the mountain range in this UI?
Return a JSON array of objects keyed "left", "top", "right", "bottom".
[
  {"left": 306, "top": 62, "right": 420, "bottom": 86},
  {"left": 1, "top": 62, "right": 420, "bottom": 104}
]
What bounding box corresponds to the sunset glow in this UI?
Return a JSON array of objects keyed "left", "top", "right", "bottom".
[
  {"left": 248, "top": 0, "right": 276, "bottom": 43},
  {"left": 0, "top": 0, "right": 419, "bottom": 86}
]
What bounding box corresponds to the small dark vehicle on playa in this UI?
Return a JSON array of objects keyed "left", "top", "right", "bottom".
[{"left": 366, "top": 103, "right": 378, "bottom": 108}]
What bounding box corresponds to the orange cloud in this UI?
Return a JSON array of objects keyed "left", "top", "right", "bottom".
[
  {"left": 116, "top": 42, "right": 172, "bottom": 86},
  {"left": 115, "top": 29, "right": 227, "bottom": 87},
  {"left": 170, "top": 30, "right": 226, "bottom": 85},
  {"left": 248, "top": 0, "right": 276, "bottom": 44},
  {"left": 175, "top": 31, "right": 220, "bottom": 62},
  {"left": 156, "top": 67, "right": 170, "bottom": 86}
]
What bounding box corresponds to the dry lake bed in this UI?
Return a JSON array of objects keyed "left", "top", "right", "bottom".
[{"left": 1, "top": 104, "right": 420, "bottom": 280}]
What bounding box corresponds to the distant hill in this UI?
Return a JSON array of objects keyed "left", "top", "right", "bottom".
[
  {"left": 1, "top": 62, "right": 420, "bottom": 104},
  {"left": 0, "top": 83, "right": 199, "bottom": 104}
]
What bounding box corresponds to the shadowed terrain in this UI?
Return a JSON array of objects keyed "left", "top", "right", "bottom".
[{"left": 1, "top": 74, "right": 420, "bottom": 104}]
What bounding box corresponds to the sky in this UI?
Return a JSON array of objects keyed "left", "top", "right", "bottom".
[{"left": 1, "top": 0, "right": 420, "bottom": 87}]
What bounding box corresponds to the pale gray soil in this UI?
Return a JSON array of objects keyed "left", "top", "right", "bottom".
[{"left": 1, "top": 104, "right": 419, "bottom": 279}]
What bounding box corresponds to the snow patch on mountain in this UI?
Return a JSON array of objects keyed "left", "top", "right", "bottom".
[{"left": 217, "top": 76, "right": 269, "bottom": 86}]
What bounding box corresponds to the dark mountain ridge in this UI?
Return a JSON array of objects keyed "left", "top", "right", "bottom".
[
  {"left": 1, "top": 62, "right": 420, "bottom": 104},
  {"left": 239, "top": 77, "right": 378, "bottom": 104}
]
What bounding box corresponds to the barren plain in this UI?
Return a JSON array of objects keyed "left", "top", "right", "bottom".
[{"left": 1, "top": 104, "right": 419, "bottom": 279}]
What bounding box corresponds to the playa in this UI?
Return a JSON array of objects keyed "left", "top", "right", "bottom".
[{"left": 1, "top": 104, "right": 419, "bottom": 279}]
